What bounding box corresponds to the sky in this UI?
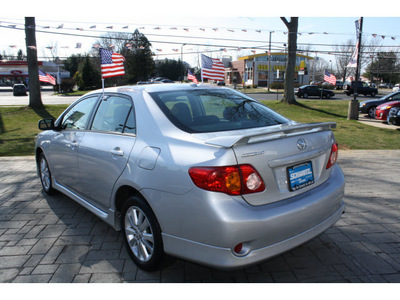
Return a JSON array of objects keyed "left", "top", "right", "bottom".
[{"left": 1, "top": 0, "right": 400, "bottom": 69}]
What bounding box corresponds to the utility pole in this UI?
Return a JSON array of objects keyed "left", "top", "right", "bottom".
[
  {"left": 347, "top": 17, "right": 363, "bottom": 120},
  {"left": 25, "top": 17, "right": 43, "bottom": 108},
  {"left": 267, "top": 31, "right": 273, "bottom": 92}
]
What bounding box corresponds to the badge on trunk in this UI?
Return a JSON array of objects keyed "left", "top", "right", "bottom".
[{"left": 297, "top": 138, "right": 307, "bottom": 151}]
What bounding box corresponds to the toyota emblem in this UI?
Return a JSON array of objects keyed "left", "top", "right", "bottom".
[{"left": 297, "top": 139, "right": 307, "bottom": 151}]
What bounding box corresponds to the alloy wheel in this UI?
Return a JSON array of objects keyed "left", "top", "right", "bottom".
[
  {"left": 40, "top": 156, "right": 51, "bottom": 191},
  {"left": 368, "top": 107, "right": 376, "bottom": 118},
  {"left": 124, "top": 206, "right": 154, "bottom": 262}
]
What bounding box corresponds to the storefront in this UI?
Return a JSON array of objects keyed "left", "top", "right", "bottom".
[
  {"left": 0, "top": 61, "right": 69, "bottom": 86},
  {"left": 234, "top": 52, "right": 313, "bottom": 87}
]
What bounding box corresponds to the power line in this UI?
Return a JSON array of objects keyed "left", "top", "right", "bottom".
[
  {"left": 2, "top": 22, "right": 400, "bottom": 62},
  {"left": 2, "top": 20, "right": 400, "bottom": 50}
]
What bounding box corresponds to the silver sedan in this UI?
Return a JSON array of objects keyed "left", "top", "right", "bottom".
[{"left": 35, "top": 83, "right": 345, "bottom": 270}]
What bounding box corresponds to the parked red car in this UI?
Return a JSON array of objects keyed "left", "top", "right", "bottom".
[{"left": 375, "top": 100, "right": 400, "bottom": 121}]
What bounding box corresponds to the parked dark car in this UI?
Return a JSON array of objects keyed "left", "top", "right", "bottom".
[
  {"left": 13, "top": 84, "right": 27, "bottom": 96},
  {"left": 335, "top": 81, "right": 343, "bottom": 90},
  {"left": 343, "top": 81, "right": 378, "bottom": 97},
  {"left": 387, "top": 107, "right": 400, "bottom": 125},
  {"left": 295, "top": 85, "right": 335, "bottom": 99},
  {"left": 359, "top": 91, "right": 400, "bottom": 118},
  {"left": 160, "top": 79, "right": 175, "bottom": 83}
]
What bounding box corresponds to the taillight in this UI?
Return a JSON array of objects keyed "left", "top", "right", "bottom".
[
  {"left": 188, "top": 164, "right": 265, "bottom": 195},
  {"left": 326, "top": 142, "right": 338, "bottom": 169}
]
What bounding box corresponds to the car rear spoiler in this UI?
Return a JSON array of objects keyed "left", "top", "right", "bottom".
[{"left": 204, "top": 122, "right": 337, "bottom": 148}]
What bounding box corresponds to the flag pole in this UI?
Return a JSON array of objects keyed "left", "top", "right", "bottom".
[
  {"left": 200, "top": 53, "right": 204, "bottom": 83},
  {"left": 102, "top": 78, "right": 105, "bottom": 99}
]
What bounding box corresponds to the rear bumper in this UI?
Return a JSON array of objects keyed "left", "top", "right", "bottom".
[{"left": 162, "top": 164, "right": 345, "bottom": 269}]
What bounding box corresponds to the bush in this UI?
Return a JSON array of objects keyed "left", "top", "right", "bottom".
[{"left": 270, "top": 82, "right": 284, "bottom": 89}]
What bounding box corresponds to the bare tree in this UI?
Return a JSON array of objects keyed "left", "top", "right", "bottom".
[
  {"left": 334, "top": 39, "right": 354, "bottom": 81},
  {"left": 95, "top": 32, "right": 133, "bottom": 53},
  {"left": 280, "top": 17, "right": 298, "bottom": 104},
  {"left": 334, "top": 37, "right": 382, "bottom": 81}
]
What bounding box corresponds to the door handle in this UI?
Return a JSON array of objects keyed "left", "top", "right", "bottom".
[
  {"left": 66, "top": 140, "right": 78, "bottom": 149},
  {"left": 110, "top": 148, "right": 124, "bottom": 157}
]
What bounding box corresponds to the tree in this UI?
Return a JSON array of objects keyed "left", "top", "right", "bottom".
[
  {"left": 310, "top": 57, "right": 332, "bottom": 82},
  {"left": 334, "top": 39, "right": 354, "bottom": 81},
  {"left": 25, "top": 17, "right": 42, "bottom": 108},
  {"left": 123, "top": 29, "right": 155, "bottom": 83},
  {"left": 78, "top": 55, "right": 101, "bottom": 90},
  {"left": 334, "top": 37, "right": 382, "bottom": 82},
  {"left": 155, "top": 58, "right": 186, "bottom": 81},
  {"left": 64, "top": 54, "right": 86, "bottom": 77},
  {"left": 364, "top": 51, "right": 400, "bottom": 84},
  {"left": 280, "top": 17, "right": 298, "bottom": 104},
  {"left": 97, "top": 29, "right": 155, "bottom": 84},
  {"left": 17, "top": 49, "right": 25, "bottom": 60}
]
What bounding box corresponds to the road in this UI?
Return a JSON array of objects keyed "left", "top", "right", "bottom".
[
  {"left": 246, "top": 90, "right": 390, "bottom": 102},
  {"left": 0, "top": 86, "right": 392, "bottom": 106},
  {"left": 0, "top": 87, "right": 80, "bottom": 106}
]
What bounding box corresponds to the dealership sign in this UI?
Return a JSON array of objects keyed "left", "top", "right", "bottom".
[{"left": 10, "top": 70, "right": 23, "bottom": 75}]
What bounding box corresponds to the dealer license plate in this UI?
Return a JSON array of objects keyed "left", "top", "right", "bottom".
[{"left": 287, "top": 161, "right": 314, "bottom": 192}]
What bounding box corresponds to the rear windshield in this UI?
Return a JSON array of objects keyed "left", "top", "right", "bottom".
[{"left": 149, "top": 89, "right": 289, "bottom": 133}]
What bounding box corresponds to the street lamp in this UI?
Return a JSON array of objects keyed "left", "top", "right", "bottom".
[{"left": 181, "top": 43, "right": 186, "bottom": 82}]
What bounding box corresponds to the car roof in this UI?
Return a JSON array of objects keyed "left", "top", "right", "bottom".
[{"left": 84, "top": 83, "right": 227, "bottom": 96}]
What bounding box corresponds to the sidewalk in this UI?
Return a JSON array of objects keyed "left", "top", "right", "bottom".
[
  {"left": 1, "top": 151, "right": 400, "bottom": 283},
  {"left": 358, "top": 116, "right": 400, "bottom": 130}
]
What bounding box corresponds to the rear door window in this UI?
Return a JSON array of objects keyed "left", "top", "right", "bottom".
[
  {"left": 91, "top": 95, "right": 136, "bottom": 134},
  {"left": 150, "top": 89, "right": 289, "bottom": 133}
]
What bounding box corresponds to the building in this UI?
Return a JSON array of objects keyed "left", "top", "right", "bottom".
[
  {"left": 0, "top": 60, "right": 70, "bottom": 86},
  {"left": 226, "top": 52, "right": 314, "bottom": 87}
]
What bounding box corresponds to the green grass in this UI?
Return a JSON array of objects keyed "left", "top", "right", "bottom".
[
  {"left": 0, "top": 105, "right": 68, "bottom": 156},
  {"left": 55, "top": 90, "right": 88, "bottom": 96},
  {"left": 0, "top": 100, "right": 399, "bottom": 156},
  {"left": 264, "top": 100, "right": 400, "bottom": 150}
]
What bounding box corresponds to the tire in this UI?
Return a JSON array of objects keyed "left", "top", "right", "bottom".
[
  {"left": 303, "top": 93, "right": 308, "bottom": 99},
  {"left": 368, "top": 106, "right": 376, "bottom": 118},
  {"left": 121, "top": 195, "right": 164, "bottom": 271},
  {"left": 371, "top": 91, "right": 376, "bottom": 97},
  {"left": 38, "top": 153, "right": 56, "bottom": 195},
  {"left": 326, "top": 93, "right": 331, "bottom": 99}
]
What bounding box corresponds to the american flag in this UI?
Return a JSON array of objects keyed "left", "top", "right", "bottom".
[
  {"left": 324, "top": 70, "right": 337, "bottom": 85},
  {"left": 38, "top": 70, "right": 56, "bottom": 85},
  {"left": 99, "top": 48, "right": 125, "bottom": 78},
  {"left": 201, "top": 54, "right": 225, "bottom": 81},
  {"left": 188, "top": 70, "right": 198, "bottom": 84}
]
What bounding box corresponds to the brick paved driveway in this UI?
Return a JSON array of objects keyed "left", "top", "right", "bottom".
[{"left": 1, "top": 150, "right": 400, "bottom": 283}]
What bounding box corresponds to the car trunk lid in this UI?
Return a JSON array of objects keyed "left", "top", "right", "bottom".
[{"left": 203, "top": 122, "right": 337, "bottom": 206}]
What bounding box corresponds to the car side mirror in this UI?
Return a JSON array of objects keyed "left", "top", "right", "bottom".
[{"left": 38, "top": 118, "right": 56, "bottom": 131}]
